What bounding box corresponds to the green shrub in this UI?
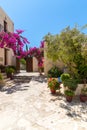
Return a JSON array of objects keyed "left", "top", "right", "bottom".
[
  {"left": 7, "top": 65, "right": 16, "bottom": 71},
  {"left": 48, "top": 66, "right": 63, "bottom": 78},
  {"left": 0, "top": 65, "right": 6, "bottom": 72},
  {"left": 63, "top": 78, "right": 78, "bottom": 91},
  {"left": 60, "top": 73, "right": 70, "bottom": 82},
  {"left": 81, "top": 87, "right": 87, "bottom": 95},
  {"left": 20, "top": 58, "right": 26, "bottom": 65},
  {"left": 5, "top": 67, "right": 15, "bottom": 74},
  {"left": 78, "top": 65, "right": 87, "bottom": 83}
]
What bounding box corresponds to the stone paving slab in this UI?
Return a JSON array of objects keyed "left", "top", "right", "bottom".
[{"left": 0, "top": 72, "right": 87, "bottom": 130}]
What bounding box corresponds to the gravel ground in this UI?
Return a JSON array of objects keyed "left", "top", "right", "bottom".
[{"left": 0, "top": 74, "right": 87, "bottom": 130}]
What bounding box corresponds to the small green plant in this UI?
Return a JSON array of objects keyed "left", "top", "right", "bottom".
[
  {"left": 78, "top": 65, "right": 87, "bottom": 84},
  {"left": 60, "top": 73, "right": 70, "bottom": 82},
  {"left": 8, "top": 65, "right": 16, "bottom": 70},
  {"left": 20, "top": 58, "right": 26, "bottom": 65},
  {"left": 64, "top": 89, "right": 74, "bottom": 97},
  {"left": 81, "top": 87, "right": 87, "bottom": 96},
  {"left": 5, "top": 67, "right": 15, "bottom": 74},
  {"left": 48, "top": 66, "right": 63, "bottom": 78},
  {"left": 0, "top": 65, "right": 6, "bottom": 72},
  {"left": 0, "top": 73, "right": 3, "bottom": 80}
]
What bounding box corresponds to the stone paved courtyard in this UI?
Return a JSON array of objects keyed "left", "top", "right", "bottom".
[{"left": 0, "top": 72, "right": 87, "bottom": 130}]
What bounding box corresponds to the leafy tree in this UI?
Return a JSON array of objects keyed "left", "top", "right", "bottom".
[{"left": 44, "top": 26, "right": 87, "bottom": 83}]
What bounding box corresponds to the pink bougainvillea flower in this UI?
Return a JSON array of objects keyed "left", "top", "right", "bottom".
[
  {"left": 16, "top": 29, "right": 24, "bottom": 34},
  {"left": 16, "top": 55, "right": 22, "bottom": 59},
  {"left": 13, "top": 33, "right": 19, "bottom": 39},
  {"left": 23, "top": 37, "right": 30, "bottom": 44},
  {"left": 0, "top": 29, "right": 30, "bottom": 58},
  {"left": 40, "top": 40, "right": 44, "bottom": 48}
]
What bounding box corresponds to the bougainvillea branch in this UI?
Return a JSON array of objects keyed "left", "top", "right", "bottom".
[{"left": 0, "top": 30, "right": 30, "bottom": 58}]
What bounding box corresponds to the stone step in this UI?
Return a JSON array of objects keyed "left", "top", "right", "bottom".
[
  {"left": 4, "top": 78, "right": 11, "bottom": 82},
  {"left": 13, "top": 75, "right": 32, "bottom": 79},
  {"left": 1, "top": 73, "right": 7, "bottom": 78},
  {"left": 13, "top": 75, "right": 31, "bottom": 83},
  {"left": 0, "top": 73, "right": 14, "bottom": 86}
]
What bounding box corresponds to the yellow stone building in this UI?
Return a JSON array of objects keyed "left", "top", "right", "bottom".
[{"left": 0, "top": 7, "right": 15, "bottom": 66}]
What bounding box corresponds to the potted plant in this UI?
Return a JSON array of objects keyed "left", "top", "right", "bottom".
[
  {"left": 64, "top": 89, "right": 75, "bottom": 102},
  {"left": 48, "top": 66, "right": 63, "bottom": 78},
  {"left": 63, "top": 78, "right": 78, "bottom": 91},
  {"left": 63, "top": 78, "right": 78, "bottom": 102},
  {"left": 48, "top": 78, "right": 60, "bottom": 94},
  {"left": 5, "top": 67, "right": 15, "bottom": 79},
  {"left": 0, "top": 65, "right": 6, "bottom": 73},
  {"left": 80, "top": 87, "right": 87, "bottom": 102},
  {"left": 74, "top": 64, "right": 87, "bottom": 96}
]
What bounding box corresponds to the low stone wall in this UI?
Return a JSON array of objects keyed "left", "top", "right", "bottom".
[
  {"left": 75, "top": 84, "right": 87, "bottom": 95},
  {"left": 60, "top": 84, "right": 87, "bottom": 95}
]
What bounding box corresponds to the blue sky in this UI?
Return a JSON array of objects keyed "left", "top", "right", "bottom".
[{"left": 0, "top": 0, "right": 87, "bottom": 48}]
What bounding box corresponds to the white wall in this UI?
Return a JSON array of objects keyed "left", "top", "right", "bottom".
[{"left": 33, "top": 57, "right": 38, "bottom": 72}]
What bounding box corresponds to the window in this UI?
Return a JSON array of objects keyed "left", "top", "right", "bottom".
[{"left": 4, "top": 20, "right": 7, "bottom": 32}]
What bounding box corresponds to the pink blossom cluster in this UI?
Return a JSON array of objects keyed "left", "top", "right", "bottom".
[
  {"left": 0, "top": 30, "right": 44, "bottom": 67},
  {"left": 27, "top": 46, "right": 44, "bottom": 68},
  {"left": 38, "top": 59, "right": 44, "bottom": 68},
  {"left": 0, "top": 30, "right": 30, "bottom": 57},
  {"left": 40, "top": 40, "right": 44, "bottom": 48},
  {"left": 28, "top": 47, "right": 41, "bottom": 57}
]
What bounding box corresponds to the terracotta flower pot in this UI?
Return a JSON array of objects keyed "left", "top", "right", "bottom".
[
  {"left": 66, "top": 96, "right": 73, "bottom": 102},
  {"left": 80, "top": 95, "right": 87, "bottom": 102},
  {"left": 50, "top": 89, "right": 56, "bottom": 94}
]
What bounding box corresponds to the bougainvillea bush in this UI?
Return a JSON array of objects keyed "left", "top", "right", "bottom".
[
  {"left": 0, "top": 30, "right": 30, "bottom": 58},
  {"left": 26, "top": 41, "right": 44, "bottom": 69},
  {"left": 0, "top": 30, "right": 44, "bottom": 73}
]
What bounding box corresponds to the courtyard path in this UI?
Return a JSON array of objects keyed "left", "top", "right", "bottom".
[{"left": 0, "top": 71, "right": 87, "bottom": 130}]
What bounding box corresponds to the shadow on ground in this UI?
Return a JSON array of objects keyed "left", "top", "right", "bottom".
[
  {"left": 59, "top": 96, "right": 87, "bottom": 122},
  {"left": 0, "top": 83, "right": 30, "bottom": 94},
  {"left": 49, "top": 92, "right": 87, "bottom": 122},
  {"left": 31, "top": 75, "right": 47, "bottom": 83},
  {"left": 0, "top": 74, "right": 47, "bottom": 94}
]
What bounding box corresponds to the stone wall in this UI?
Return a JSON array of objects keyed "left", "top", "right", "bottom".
[
  {"left": 33, "top": 57, "right": 38, "bottom": 72},
  {"left": 0, "top": 48, "right": 16, "bottom": 66},
  {"left": 0, "top": 7, "right": 15, "bottom": 66},
  {"left": 44, "top": 42, "right": 64, "bottom": 75},
  {"left": 7, "top": 48, "right": 16, "bottom": 66},
  {"left": 0, "top": 7, "right": 14, "bottom": 32}
]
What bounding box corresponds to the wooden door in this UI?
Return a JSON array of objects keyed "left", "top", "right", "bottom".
[{"left": 26, "top": 57, "right": 33, "bottom": 72}]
